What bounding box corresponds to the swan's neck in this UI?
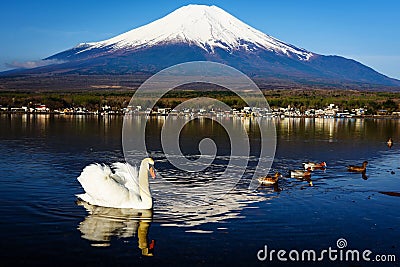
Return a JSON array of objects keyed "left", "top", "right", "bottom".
[{"left": 138, "top": 161, "right": 152, "bottom": 207}]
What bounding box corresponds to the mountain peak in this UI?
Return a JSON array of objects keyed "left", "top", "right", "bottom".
[
  {"left": 76, "top": 4, "right": 313, "bottom": 60},
  {"left": 38, "top": 5, "right": 399, "bottom": 87}
]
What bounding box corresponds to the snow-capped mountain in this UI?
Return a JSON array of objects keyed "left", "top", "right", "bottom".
[
  {"left": 74, "top": 5, "right": 312, "bottom": 61},
  {"left": 5, "top": 4, "right": 399, "bottom": 87}
]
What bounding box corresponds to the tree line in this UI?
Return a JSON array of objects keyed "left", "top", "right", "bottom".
[{"left": 0, "top": 90, "right": 399, "bottom": 114}]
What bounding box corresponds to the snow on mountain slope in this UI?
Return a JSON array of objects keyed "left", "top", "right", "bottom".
[
  {"left": 16, "top": 4, "right": 399, "bottom": 87},
  {"left": 76, "top": 4, "right": 313, "bottom": 61}
]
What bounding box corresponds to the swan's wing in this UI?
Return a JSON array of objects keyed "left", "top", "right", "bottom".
[
  {"left": 77, "top": 163, "right": 134, "bottom": 207},
  {"left": 111, "top": 162, "right": 139, "bottom": 193},
  {"left": 124, "top": 163, "right": 139, "bottom": 192},
  {"left": 110, "top": 162, "right": 128, "bottom": 184}
]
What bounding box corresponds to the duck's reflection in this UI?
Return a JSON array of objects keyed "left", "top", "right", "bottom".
[
  {"left": 387, "top": 137, "right": 393, "bottom": 148},
  {"left": 361, "top": 170, "right": 368, "bottom": 180},
  {"left": 303, "top": 176, "right": 314, "bottom": 187},
  {"left": 258, "top": 182, "right": 282, "bottom": 193},
  {"left": 77, "top": 201, "right": 155, "bottom": 256}
]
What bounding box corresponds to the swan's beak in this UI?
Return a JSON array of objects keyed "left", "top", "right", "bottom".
[{"left": 149, "top": 166, "right": 156, "bottom": 179}]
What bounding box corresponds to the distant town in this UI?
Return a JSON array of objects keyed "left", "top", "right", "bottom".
[
  {"left": 1, "top": 89, "right": 400, "bottom": 118},
  {"left": 1, "top": 102, "right": 400, "bottom": 118}
]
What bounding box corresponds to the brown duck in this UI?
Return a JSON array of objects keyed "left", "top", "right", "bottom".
[
  {"left": 347, "top": 161, "right": 368, "bottom": 172},
  {"left": 290, "top": 168, "right": 313, "bottom": 186},
  {"left": 290, "top": 167, "right": 312, "bottom": 178},
  {"left": 258, "top": 172, "right": 282, "bottom": 185}
]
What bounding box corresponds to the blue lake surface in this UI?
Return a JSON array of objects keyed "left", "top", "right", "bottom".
[{"left": 0, "top": 114, "right": 399, "bottom": 266}]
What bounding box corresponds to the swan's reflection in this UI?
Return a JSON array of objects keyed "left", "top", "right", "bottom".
[{"left": 77, "top": 201, "right": 155, "bottom": 256}]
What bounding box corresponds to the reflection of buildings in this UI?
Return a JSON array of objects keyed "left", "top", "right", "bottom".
[
  {"left": 277, "top": 118, "right": 370, "bottom": 142},
  {"left": 77, "top": 201, "right": 154, "bottom": 256}
]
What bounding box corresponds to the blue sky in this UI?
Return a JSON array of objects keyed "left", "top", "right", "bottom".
[{"left": 1, "top": 0, "right": 399, "bottom": 79}]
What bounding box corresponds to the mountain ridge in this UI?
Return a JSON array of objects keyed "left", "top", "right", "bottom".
[{"left": 2, "top": 4, "right": 400, "bottom": 88}]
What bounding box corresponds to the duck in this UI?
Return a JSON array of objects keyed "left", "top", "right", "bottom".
[
  {"left": 76, "top": 158, "right": 156, "bottom": 209},
  {"left": 303, "top": 161, "right": 327, "bottom": 170},
  {"left": 387, "top": 138, "right": 393, "bottom": 148},
  {"left": 257, "top": 172, "right": 282, "bottom": 185},
  {"left": 289, "top": 168, "right": 313, "bottom": 186},
  {"left": 347, "top": 161, "right": 368, "bottom": 172},
  {"left": 290, "top": 168, "right": 312, "bottom": 178}
]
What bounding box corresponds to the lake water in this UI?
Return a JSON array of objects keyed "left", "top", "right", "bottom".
[{"left": 0, "top": 114, "right": 399, "bottom": 266}]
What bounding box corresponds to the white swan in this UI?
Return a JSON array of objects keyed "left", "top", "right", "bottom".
[{"left": 76, "top": 158, "right": 156, "bottom": 209}]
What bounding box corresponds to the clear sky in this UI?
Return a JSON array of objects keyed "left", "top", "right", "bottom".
[{"left": 1, "top": 0, "right": 399, "bottom": 79}]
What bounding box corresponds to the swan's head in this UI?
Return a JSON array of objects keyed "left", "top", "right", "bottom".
[{"left": 143, "top": 158, "right": 156, "bottom": 179}]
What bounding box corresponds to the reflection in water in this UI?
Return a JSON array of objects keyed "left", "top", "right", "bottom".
[
  {"left": 1, "top": 114, "right": 400, "bottom": 266},
  {"left": 379, "top": 191, "right": 400, "bottom": 197},
  {"left": 302, "top": 176, "right": 314, "bottom": 187},
  {"left": 257, "top": 182, "right": 282, "bottom": 193},
  {"left": 347, "top": 170, "right": 368, "bottom": 180},
  {"left": 1, "top": 114, "right": 400, "bottom": 267},
  {"left": 362, "top": 171, "right": 368, "bottom": 180},
  {"left": 152, "top": 186, "right": 278, "bottom": 227},
  {"left": 387, "top": 137, "right": 393, "bottom": 148},
  {"left": 277, "top": 117, "right": 400, "bottom": 142},
  {"left": 77, "top": 201, "right": 154, "bottom": 256},
  {"left": 288, "top": 175, "right": 314, "bottom": 187}
]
